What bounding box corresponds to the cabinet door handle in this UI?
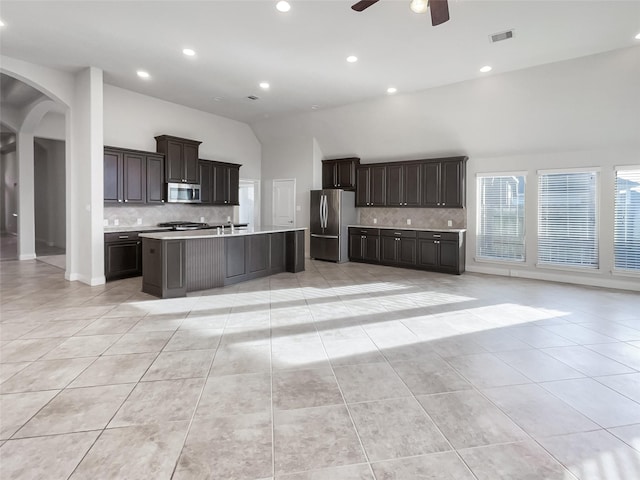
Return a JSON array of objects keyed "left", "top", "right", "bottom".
[
  {"left": 161, "top": 200, "right": 165, "bottom": 203},
  {"left": 118, "top": 235, "right": 129, "bottom": 239},
  {"left": 433, "top": 234, "right": 441, "bottom": 238},
  {"left": 137, "top": 241, "right": 141, "bottom": 245},
  {"left": 124, "top": 199, "right": 128, "bottom": 202},
  {"left": 118, "top": 199, "right": 122, "bottom": 203}
]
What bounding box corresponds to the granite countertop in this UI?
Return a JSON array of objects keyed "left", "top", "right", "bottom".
[
  {"left": 139, "top": 225, "right": 307, "bottom": 240},
  {"left": 349, "top": 224, "right": 466, "bottom": 233}
]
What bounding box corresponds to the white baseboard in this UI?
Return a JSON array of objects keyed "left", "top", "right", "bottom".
[
  {"left": 466, "top": 264, "right": 640, "bottom": 292},
  {"left": 19, "top": 253, "right": 36, "bottom": 260},
  {"left": 65, "top": 271, "right": 105, "bottom": 286}
]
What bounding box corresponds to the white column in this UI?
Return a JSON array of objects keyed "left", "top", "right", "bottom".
[
  {"left": 66, "top": 66, "right": 104, "bottom": 285},
  {"left": 17, "top": 131, "right": 36, "bottom": 260}
]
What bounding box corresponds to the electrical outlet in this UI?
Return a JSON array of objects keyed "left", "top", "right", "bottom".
[
  {"left": 373, "top": 218, "right": 377, "bottom": 224},
  {"left": 407, "top": 219, "right": 412, "bottom": 225},
  {"left": 114, "top": 219, "right": 119, "bottom": 226},
  {"left": 226, "top": 216, "right": 231, "bottom": 223},
  {"left": 136, "top": 218, "right": 142, "bottom": 225},
  {"left": 448, "top": 220, "right": 453, "bottom": 227}
]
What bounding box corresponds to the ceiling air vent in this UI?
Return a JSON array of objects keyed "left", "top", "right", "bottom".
[
  {"left": 489, "top": 29, "right": 514, "bottom": 44},
  {"left": 247, "top": 95, "right": 260, "bottom": 100}
]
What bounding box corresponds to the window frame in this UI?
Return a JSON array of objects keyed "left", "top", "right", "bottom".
[
  {"left": 536, "top": 168, "right": 600, "bottom": 270},
  {"left": 613, "top": 165, "right": 640, "bottom": 275}
]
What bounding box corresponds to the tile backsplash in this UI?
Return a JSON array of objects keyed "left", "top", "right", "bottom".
[
  {"left": 104, "top": 205, "right": 235, "bottom": 228},
  {"left": 358, "top": 207, "right": 466, "bottom": 229}
]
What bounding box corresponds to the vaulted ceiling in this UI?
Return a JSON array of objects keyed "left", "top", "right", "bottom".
[{"left": 1, "top": 1, "right": 639, "bottom": 123}]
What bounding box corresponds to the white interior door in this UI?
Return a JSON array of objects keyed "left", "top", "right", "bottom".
[{"left": 272, "top": 179, "right": 295, "bottom": 227}]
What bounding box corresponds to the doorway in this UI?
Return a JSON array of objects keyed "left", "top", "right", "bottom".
[
  {"left": 238, "top": 179, "right": 261, "bottom": 228},
  {"left": 0, "top": 128, "right": 18, "bottom": 261},
  {"left": 272, "top": 179, "right": 296, "bottom": 227}
]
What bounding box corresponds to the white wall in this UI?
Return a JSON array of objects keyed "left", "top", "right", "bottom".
[
  {"left": 103, "top": 85, "right": 261, "bottom": 180},
  {"left": 34, "top": 112, "right": 65, "bottom": 141},
  {"left": 252, "top": 46, "right": 640, "bottom": 290}
]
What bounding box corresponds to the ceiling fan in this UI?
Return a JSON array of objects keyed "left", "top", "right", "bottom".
[{"left": 351, "top": 0, "right": 450, "bottom": 26}]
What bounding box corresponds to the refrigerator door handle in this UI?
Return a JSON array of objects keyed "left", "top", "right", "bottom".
[
  {"left": 311, "top": 234, "right": 339, "bottom": 239},
  {"left": 323, "top": 195, "right": 328, "bottom": 228},
  {"left": 322, "top": 194, "right": 328, "bottom": 229},
  {"left": 319, "top": 194, "right": 324, "bottom": 230}
]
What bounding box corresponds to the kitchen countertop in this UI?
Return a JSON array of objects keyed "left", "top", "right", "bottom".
[
  {"left": 139, "top": 225, "right": 307, "bottom": 240},
  {"left": 104, "top": 226, "right": 172, "bottom": 233},
  {"left": 349, "top": 225, "right": 466, "bottom": 233},
  {"left": 104, "top": 223, "right": 248, "bottom": 234}
]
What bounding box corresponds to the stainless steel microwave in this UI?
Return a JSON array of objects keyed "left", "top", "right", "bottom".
[{"left": 166, "top": 182, "right": 202, "bottom": 203}]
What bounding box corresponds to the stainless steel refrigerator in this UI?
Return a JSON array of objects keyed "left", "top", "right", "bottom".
[{"left": 310, "top": 189, "right": 357, "bottom": 263}]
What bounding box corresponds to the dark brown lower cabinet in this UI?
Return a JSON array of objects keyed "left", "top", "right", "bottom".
[
  {"left": 417, "top": 231, "right": 465, "bottom": 274},
  {"left": 105, "top": 232, "right": 143, "bottom": 281},
  {"left": 349, "top": 228, "right": 380, "bottom": 262},
  {"left": 348, "top": 227, "right": 465, "bottom": 275},
  {"left": 380, "top": 230, "right": 417, "bottom": 266}
]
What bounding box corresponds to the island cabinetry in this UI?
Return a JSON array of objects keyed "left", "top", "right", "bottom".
[
  {"left": 322, "top": 157, "right": 359, "bottom": 190},
  {"left": 155, "top": 135, "right": 201, "bottom": 184},
  {"left": 141, "top": 229, "right": 306, "bottom": 298},
  {"left": 349, "top": 227, "right": 380, "bottom": 262}
]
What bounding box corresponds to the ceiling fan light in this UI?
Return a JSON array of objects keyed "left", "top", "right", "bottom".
[{"left": 410, "top": 0, "right": 429, "bottom": 14}]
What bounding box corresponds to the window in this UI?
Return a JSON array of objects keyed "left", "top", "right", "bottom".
[
  {"left": 614, "top": 168, "right": 640, "bottom": 272},
  {"left": 538, "top": 171, "right": 598, "bottom": 268},
  {"left": 477, "top": 175, "right": 526, "bottom": 261}
]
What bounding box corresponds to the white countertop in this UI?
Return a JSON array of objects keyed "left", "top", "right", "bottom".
[
  {"left": 139, "top": 225, "right": 307, "bottom": 240},
  {"left": 349, "top": 225, "right": 466, "bottom": 233},
  {"left": 104, "top": 226, "right": 172, "bottom": 233}
]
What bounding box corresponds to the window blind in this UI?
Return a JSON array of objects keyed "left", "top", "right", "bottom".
[
  {"left": 538, "top": 171, "right": 598, "bottom": 268},
  {"left": 614, "top": 169, "right": 640, "bottom": 271},
  {"left": 477, "top": 175, "right": 526, "bottom": 261}
]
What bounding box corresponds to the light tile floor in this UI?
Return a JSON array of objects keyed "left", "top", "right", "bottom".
[{"left": 1, "top": 259, "right": 640, "bottom": 479}]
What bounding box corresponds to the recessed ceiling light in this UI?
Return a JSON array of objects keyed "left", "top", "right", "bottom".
[
  {"left": 635, "top": 33, "right": 640, "bottom": 40},
  {"left": 213, "top": 96, "right": 223, "bottom": 102},
  {"left": 387, "top": 87, "right": 397, "bottom": 94},
  {"left": 259, "top": 82, "right": 270, "bottom": 90},
  {"left": 479, "top": 65, "right": 492, "bottom": 73},
  {"left": 136, "top": 70, "right": 150, "bottom": 79},
  {"left": 311, "top": 105, "right": 320, "bottom": 110},
  {"left": 182, "top": 48, "right": 196, "bottom": 57},
  {"left": 346, "top": 55, "right": 358, "bottom": 63},
  {"left": 276, "top": 1, "right": 291, "bottom": 13}
]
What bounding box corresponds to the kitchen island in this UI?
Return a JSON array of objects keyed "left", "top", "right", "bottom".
[{"left": 139, "top": 226, "right": 306, "bottom": 298}]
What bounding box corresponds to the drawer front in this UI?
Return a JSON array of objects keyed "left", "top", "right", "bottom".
[
  {"left": 349, "top": 228, "right": 380, "bottom": 236},
  {"left": 417, "top": 231, "right": 459, "bottom": 242},
  {"left": 380, "top": 229, "right": 417, "bottom": 238},
  {"left": 105, "top": 232, "right": 140, "bottom": 243}
]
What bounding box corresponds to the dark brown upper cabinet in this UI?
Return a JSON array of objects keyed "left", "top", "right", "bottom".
[
  {"left": 322, "top": 157, "right": 359, "bottom": 190},
  {"left": 386, "top": 163, "right": 421, "bottom": 207},
  {"left": 422, "top": 157, "right": 466, "bottom": 208},
  {"left": 199, "top": 159, "right": 241, "bottom": 206},
  {"left": 356, "top": 165, "right": 386, "bottom": 207},
  {"left": 155, "top": 135, "right": 201, "bottom": 184},
  {"left": 104, "top": 146, "right": 164, "bottom": 205}
]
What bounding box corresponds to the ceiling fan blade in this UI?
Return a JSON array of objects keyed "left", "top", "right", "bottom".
[
  {"left": 351, "top": 0, "right": 380, "bottom": 12},
  {"left": 430, "top": 0, "right": 450, "bottom": 26}
]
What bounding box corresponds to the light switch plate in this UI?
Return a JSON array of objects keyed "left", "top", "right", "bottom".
[
  {"left": 114, "top": 219, "right": 119, "bottom": 226},
  {"left": 373, "top": 218, "right": 377, "bottom": 224},
  {"left": 296, "top": 205, "right": 301, "bottom": 212},
  {"left": 136, "top": 218, "right": 142, "bottom": 225},
  {"left": 448, "top": 220, "right": 453, "bottom": 227},
  {"left": 103, "top": 219, "right": 109, "bottom": 227},
  {"left": 407, "top": 219, "right": 412, "bottom": 225}
]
